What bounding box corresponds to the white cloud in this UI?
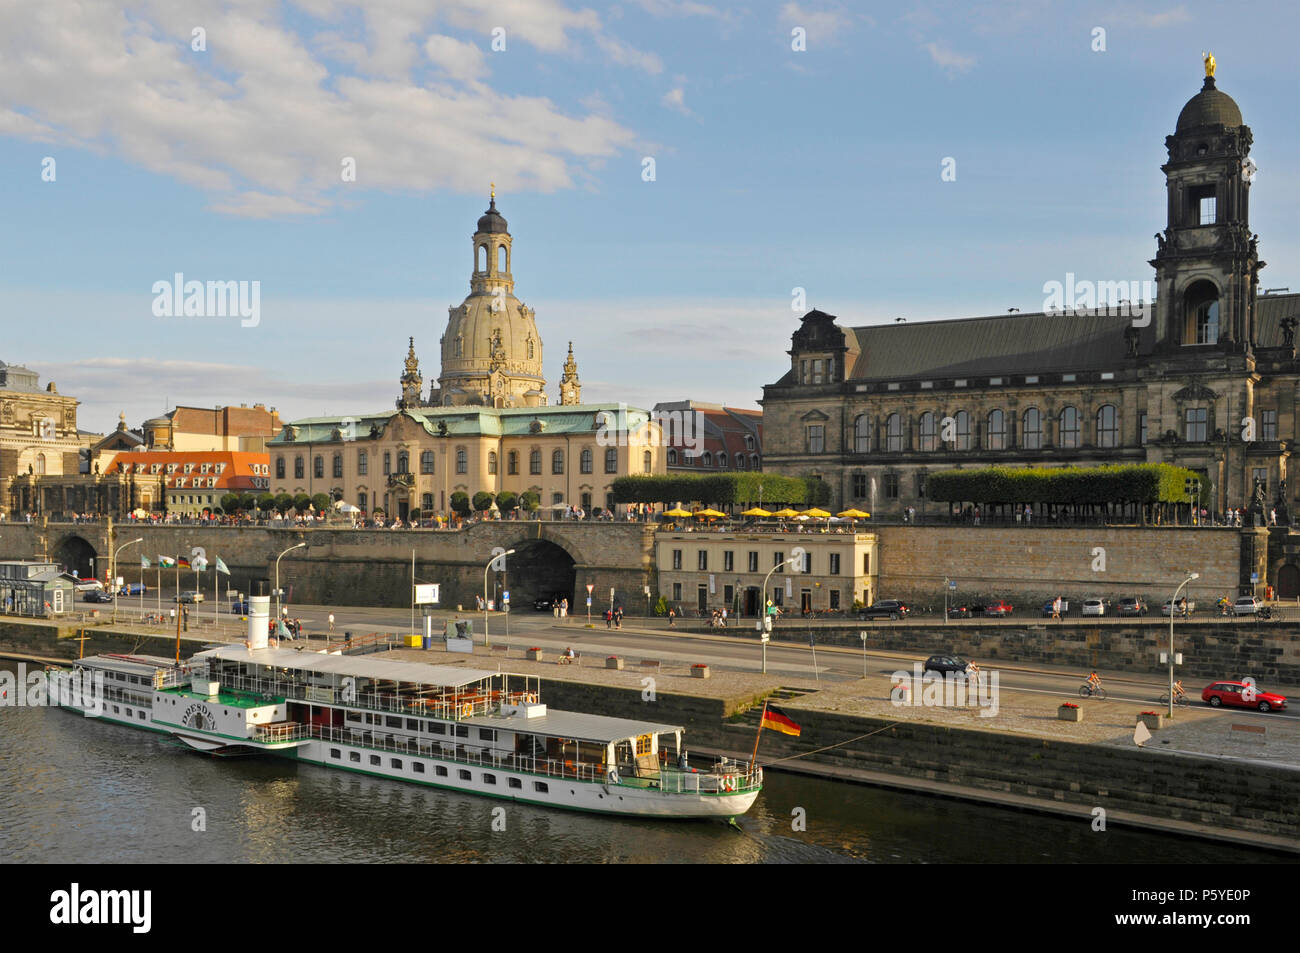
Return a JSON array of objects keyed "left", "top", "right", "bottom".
[
  {"left": 661, "top": 87, "right": 692, "bottom": 115},
  {"left": 924, "top": 40, "right": 977, "bottom": 73},
  {"left": 780, "top": 2, "right": 854, "bottom": 44},
  {"left": 424, "top": 34, "right": 489, "bottom": 81}
]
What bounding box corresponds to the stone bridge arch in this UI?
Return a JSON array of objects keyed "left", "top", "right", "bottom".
[{"left": 52, "top": 533, "right": 100, "bottom": 579}]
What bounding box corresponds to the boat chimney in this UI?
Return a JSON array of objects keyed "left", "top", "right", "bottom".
[{"left": 248, "top": 579, "right": 270, "bottom": 650}]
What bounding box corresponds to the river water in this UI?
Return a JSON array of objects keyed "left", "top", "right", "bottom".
[{"left": 0, "top": 663, "right": 1287, "bottom": 864}]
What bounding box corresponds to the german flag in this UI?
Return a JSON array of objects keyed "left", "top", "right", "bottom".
[
  {"left": 177, "top": 556, "right": 192, "bottom": 569},
  {"left": 761, "top": 705, "right": 802, "bottom": 737}
]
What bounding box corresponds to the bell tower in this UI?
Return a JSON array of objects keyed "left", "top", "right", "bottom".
[
  {"left": 471, "top": 183, "right": 514, "bottom": 298},
  {"left": 1151, "top": 55, "right": 1263, "bottom": 358},
  {"left": 398, "top": 337, "right": 423, "bottom": 409}
]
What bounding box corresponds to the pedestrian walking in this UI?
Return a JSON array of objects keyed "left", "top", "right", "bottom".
[
  {"left": 1052, "top": 595, "right": 1062, "bottom": 621},
  {"left": 561, "top": 598, "right": 569, "bottom": 620},
  {"left": 328, "top": 613, "right": 335, "bottom": 633},
  {"left": 605, "top": 608, "right": 613, "bottom": 629},
  {"left": 668, "top": 608, "right": 676, "bottom": 628}
]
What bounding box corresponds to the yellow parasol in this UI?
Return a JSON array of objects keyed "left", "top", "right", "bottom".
[
  {"left": 771, "top": 508, "right": 800, "bottom": 518},
  {"left": 801, "top": 508, "right": 832, "bottom": 518},
  {"left": 664, "top": 507, "right": 693, "bottom": 518},
  {"left": 695, "top": 508, "right": 727, "bottom": 518},
  {"left": 741, "top": 507, "right": 772, "bottom": 517},
  {"left": 837, "top": 508, "right": 871, "bottom": 519}
]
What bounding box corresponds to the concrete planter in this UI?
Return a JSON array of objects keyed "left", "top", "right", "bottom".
[
  {"left": 525, "top": 647, "right": 544, "bottom": 662},
  {"left": 606, "top": 656, "right": 624, "bottom": 670},
  {"left": 1057, "top": 705, "right": 1083, "bottom": 722},
  {"left": 691, "top": 664, "right": 710, "bottom": 679},
  {"left": 1138, "top": 712, "right": 1165, "bottom": 730}
]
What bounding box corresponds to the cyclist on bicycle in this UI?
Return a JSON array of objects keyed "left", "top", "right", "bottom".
[
  {"left": 1172, "top": 679, "right": 1185, "bottom": 701},
  {"left": 1085, "top": 671, "right": 1101, "bottom": 694}
]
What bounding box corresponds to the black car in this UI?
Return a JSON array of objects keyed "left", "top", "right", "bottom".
[
  {"left": 948, "top": 605, "right": 974, "bottom": 619},
  {"left": 533, "top": 593, "right": 569, "bottom": 611},
  {"left": 858, "top": 600, "right": 909, "bottom": 621},
  {"left": 82, "top": 590, "right": 113, "bottom": 603},
  {"left": 1116, "top": 597, "right": 1148, "bottom": 617},
  {"left": 924, "top": 654, "right": 973, "bottom": 677}
]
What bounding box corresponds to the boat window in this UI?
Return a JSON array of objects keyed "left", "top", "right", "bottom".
[
  {"left": 370, "top": 755, "right": 381, "bottom": 766},
  {"left": 430, "top": 723, "right": 446, "bottom": 735},
  {"left": 139, "top": 712, "right": 146, "bottom": 720},
  {"left": 455, "top": 725, "right": 469, "bottom": 738},
  {"left": 414, "top": 762, "right": 425, "bottom": 774},
  {"left": 478, "top": 729, "right": 495, "bottom": 741},
  {"left": 385, "top": 716, "right": 402, "bottom": 728},
  {"left": 346, "top": 711, "right": 363, "bottom": 722},
  {"left": 391, "top": 759, "right": 403, "bottom": 769},
  {"left": 458, "top": 770, "right": 472, "bottom": 781},
  {"left": 349, "top": 752, "right": 361, "bottom": 763},
  {"left": 330, "top": 749, "right": 341, "bottom": 759},
  {"left": 406, "top": 719, "right": 421, "bottom": 731},
  {"left": 534, "top": 782, "right": 548, "bottom": 793},
  {"left": 113, "top": 705, "right": 120, "bottom": 714},
  {"left": 436, "top": 766, "right": 448, "bottom": 777},
  {"left": 508, "top": 778, "right": 522, "bottom": 789}
]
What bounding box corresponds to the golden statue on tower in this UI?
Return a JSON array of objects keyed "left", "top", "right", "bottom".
[{"left": 1203, "top": 51, "right": 1215, "bottom": 79}]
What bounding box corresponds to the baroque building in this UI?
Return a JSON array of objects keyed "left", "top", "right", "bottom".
[{"left": 761, "top": 62, "right": 1299, "bottom": 531}]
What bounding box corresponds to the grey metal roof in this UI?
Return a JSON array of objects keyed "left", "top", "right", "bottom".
[
  {"left": 465, "top": 709, "right": 683, "bottom": 745},
  {"left": 1177, "top": 78, "right": 1243, "bottom": 132},
  {"left": 197, "top": 645, "right": 500, "bottom": 688},
  {"left": 77, "top": 654, "right": 177, "bottom": 677}
]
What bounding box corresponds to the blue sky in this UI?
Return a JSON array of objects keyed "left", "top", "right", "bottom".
[{"left": 2, "top": 0, "right": 1297, "bottom": 433}]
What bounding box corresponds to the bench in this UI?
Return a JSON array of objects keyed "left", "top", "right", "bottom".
[{"left": 1229, "top": 723, "right": 1266, "bottom": 743}]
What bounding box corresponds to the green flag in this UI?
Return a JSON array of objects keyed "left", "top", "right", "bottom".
[
  {"left": 215, "top": 556, "right": 230, "bottom": 576},
  {"left": 158, "top": 555, "right": 176, "bottom": 568},
  {"left": 141, "top": 556, "right": 151, "bottom": 569}
]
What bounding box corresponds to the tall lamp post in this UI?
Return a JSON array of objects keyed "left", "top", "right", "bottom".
[
  {"left": 276, "top": 542, "right": 307, "bottom": 624},
  {"left": 759, "top": 557, "right": 798, "bottom": 674},
  {"left": 1168, "top": 571, "right": 1199, "bottom": 717},
  {"left": 111, "top": 537, "right": 144, "bottom": 624},
  {"left": 484, "top": 549, "right": 514, "bottom": 647}
]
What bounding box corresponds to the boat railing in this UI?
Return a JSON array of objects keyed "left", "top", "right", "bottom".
[
  {"left": 645, "top": 759, "right": 761, "bottom": 795},
  {"left": 214, "top": 672, "right": 512, "bottom": 721},
  {"left": 255, "top": 722, "right": 312, "bottom": 743}
]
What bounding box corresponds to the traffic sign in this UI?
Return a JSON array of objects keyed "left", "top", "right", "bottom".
[
  {"left": 586, "top": 597, "right": 592, "bottom": 607},
  {"left": 586, "top": 584, "right": 594, "bottom": 594},
  {"left": 503, "top": 591, "right": 510, "bottom": 602},
  {"left": 948, "top": 581, "right": 957, "bottom": 590},
  {"left": 1251, "top": 572, "right": 1260, "bottom": 583}
]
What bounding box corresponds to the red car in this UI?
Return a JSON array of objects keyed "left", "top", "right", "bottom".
[
  {"left": 983, "top": 601, "right": 1014, "bottom": 617},
  {"left": 1201, "top": 680, "right": 1287, "bottom": 712}
]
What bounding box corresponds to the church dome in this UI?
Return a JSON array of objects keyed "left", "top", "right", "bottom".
[
  {"left": 1176, "top": 77, "right": 1243, "bottom": 132},
  {"left": 477, "top": 197, "right": 508, "bottom": 234}
]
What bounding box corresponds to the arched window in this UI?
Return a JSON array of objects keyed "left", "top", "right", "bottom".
[
  {"left": 1184, "top": 280, "right": 1220, "bottom": 345},
  {"left": 954, "top": 411, "right": 971, "bottom": 450},
  {"left": 456, "top": 448, "right": 467, "bottom": 474},
  {"left": 275, "top": 457, "right": 285, "bottom": 479},
  {"left": 1096, "top": 405, "right": 1119, "bottom": 448},
  {"left": 486, "top": 452, "right": 496, "bottom": 475},
  {"left": 422, "top": 493, "right": 433, "bottom": 511},
  {"left": 507, "top": 451, "right": 518, "bottom": 475},
  {"left": 35, "top": 453, "right": 46, "bottom": 475},
  {"left": 736, "top": 454, "right": 746, "bottom": 470},
  {"left": 986, "top": 410, "right": 1007, "bottom": 450},
  {"left": 854, "top": 414, "right": 872, "bottom": 453},
  {"left": 605, "top": 448, "right": 618, "bottom": 473},
  {"left": 421, "top": 450, "right": 435, "bottom": 474},
  {"left": 745, "top": 434, "right": 755, "bottom": 451},
  {"left": 1059, "top": 407, "right": 1081, "bottom": 448},
  {"left": 476, "top": 245, "right": 486, "bottom": 272},
  {"left": 718, "top": 452, "right": 728, "bottom": 467},
  {"left": 751, "top": 453, "right": 760, "bottom": 468},
  {"left": 702, "top": 451, "right": 713, "bottom": 467},
  {"left": 552, "top": 449, "right": 564, "bottom": 474},
  {"left": 529, "top": 449, "right": 542, "bottom": 475},
  {"left": 357, "top": 451, "right": 368, "bottom": 475},
  {"left": 1022, "top": 408, "right": 1042, "bottom": 450},
  {"left": 498, "top": 245, "right": 508, "bottom": 273},
  {"left": 667, "top": 449, "right": 677, "bottom": 466},
  {"left": 643, "top": 450, "right": 652, "bottom": 473},
  {"left": 581, "top": 448, "right": 593, "bottom": 473},
  {"left": 885, "top": 413, "right": 903, "bottom": 452},
  {"left": 332, "top": 453, "right": 343, "bottom": 478},
  {"left": 294, "top": 456, "right": 304, "bottom": 479},
  {"left": 397, "top": 451, "right": 409, "bottom": 474},
  {"left": 314, "top": 456, "right": 324, "bottom": 478},
  {"left": 919, "top": 412, "right": 937, "bottom": 452},
  {"left": 527, "top": 338, "right": 535, "bottom": 359}
]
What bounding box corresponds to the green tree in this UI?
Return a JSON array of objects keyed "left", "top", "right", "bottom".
[
  {"left": 257, "top": 492, "right": 276, "bottom": 513},
  {"left": 220, "top": 493, "right": 241, "bottom": 513},
  {"left": 310, "top": 492, "right": 331, "bottom": 514},
  {"left": 293, "top": 493, "right": 312, "bottom": 513},
  {"left": 274, "top": 492, "right": 294, "bottom": 514},
  {"left": 496, "top": 490, "right": 518, "bottom": 512},
  {"left": 521, "top": 490, "right": 540, "bottom": 512},
  {"left": 450, "top": 491, "right": 471, "bottom": 516},
  {"left": 472, "top": 491, "right": 494, "bottom": 512}
]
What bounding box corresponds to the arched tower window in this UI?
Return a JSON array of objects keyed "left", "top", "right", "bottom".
[
  {"left": 477, "top": 244, "right": 486, "bottom": 273},
  {"left": 527, "top": 338, "right": 535, "bottom": 360},
  {"left": 643, "top": 450, "right": 652, "bottom": 473},
  {"left": 454, "top": 336, "right": 463, "bottom": 358},
  {"left": 498, "top": 245, "right": 508, "bottom": 273},
  {"left": 1096, "top": 405, "right": 1119, "bottom": 448},
  {"left": 1184, "top": 280, "right": 1220, "bottom": 345}
]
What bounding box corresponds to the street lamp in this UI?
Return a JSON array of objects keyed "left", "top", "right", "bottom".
[
  {"left": 1168, "top": 571, "right": 1199, "bottom": 717},
  {"left": 759, "top": 557, "right": 798, "bottom": 674},
  {"left": 111, "top": 537, "right": 144, "bottom": 624},
  {"left": 484, "top": 549, "right": 514, "bottom": 647},
  {"left": 276, "top": 542, "right": 307, "bottom": 624}
]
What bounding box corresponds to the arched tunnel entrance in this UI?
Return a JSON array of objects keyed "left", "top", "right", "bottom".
[
  {"left": 53, "top": 535, "right": 98, "bottom": 580},
  {"left": 503, "top": 539, "right": 576, "bottom": 611}
]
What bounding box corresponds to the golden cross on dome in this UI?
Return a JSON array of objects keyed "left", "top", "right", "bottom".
[{"left": 490, "top": 182, "right": 495, "bottom": 201}]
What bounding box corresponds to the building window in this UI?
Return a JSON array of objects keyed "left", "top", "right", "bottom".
[
  {"left": 422, "top": 451, "right": 435, "bottom": 474},
  {"left": 605, "top": 448, "right": 618, "bottom": 473},
  {"left": 854, "top": 414, "right": 871, "bottom": 453},
  {"left": 737, "top": 455, "right": 747, "bottom": 470},
  {"left": 358, "top": 451, "right": 368, "bottom": 475},
  {"left": 552, "top": 450, "right": 564, "bottom": 474},
  {"left": 397, "top": 451, "right": 409, "bottom": 474},
  {"left": 747, "top": 551, "right": 758, "bottom": 572},
  {"left": 358, "top": 492, "right": 367, "bottom": 511},
  {"left": 916, "top": 472, "right": 927, "bottom": 498},
  {"left": 383, "top": 452, "right": 391, "bottom": 475},
  {"left": 276, "top": 457, "right": 285, "bottom": 479},
  {"left": 294, "top": 456, "right": 304, "bottom": 479},
  {"left": 672, "top": 549, "right": 682, "bottom": 570},
  {"left": 581, "top": 448, "right": 593, "bottom": 473},
  {"left": 829, "top": 553, "right": 840, "bottom": 575},
  {"left": 456, "top": 449, "right": 468, "bottom": 474},
  {"left": 954, "top": 411, "right": 971, "bottom": 450},
  {"left": 1252, "top": 468, "right": 1268, "bottom": 495},
  {"left": 806, "top": 425, "right": 825, "bottom": 454},
  {"left": 530, "top": 449, "right": 542, "bottom": 475},
  {"left": 863, "top": 553, "right": 870, "bottom": 574},
  {"left": 885, "top": 414, "right": 903, "bottom": 452},
  {"left": 1262, "top": 409, "right": 1278, "bottom": 442},
  {"left": 801, "top": 551, "right": 812, "bottom": 573},
  {"left": 986, "top": 410, "right": 1006, "bottom": 450},
  {"left": 884, "top": 472, "right": 899, "bottom": 499},
  {"left": 918, "top": 412, "right": 936, "bottom": 452},
  {"left": 852, "top": 474, "right": 867, "bottom": 498},
  {"left": 773, "top": 551, "right": 784, "bottom": 568},
  {"left": 1190, "top": 184, "right": 1216, "bottom": 225},
  {"left": 422, "top": 493, "right": 433, "bottom": 511},
  {"left": 830, "top": 589, "right": 840, "bottom": 610},
  {"left": 672, "top": 582, "right": 682, "bottom": 601},
  {"left": 508, "top": 451, "right": 518, "bottom": 475},
  {"left": 701, "top": 451, "right": 713, "bottom": 467},
  {"left": 313, "top": 456, "right": 325, "bottom": 478},
  {"left": 1096, "top": 405, "right": 1119, "bottom": 448},
  {"left": 698, "top": 551, "right": 708, "bottom": 571},
  {"left": 644, "top": 450, "right": 653, "bottom": 473},
  {"left": 1022, "top": 408, "right": 1041, "bottom": 450},
  {"left": 1185, "top": 407, "right": 1208, "bottom": 442},
  {"left": 1139, "top": 412, "right": 1148, "bottom": 446},
  {"left": 723, "top": 551, "right": 734, "bottom": 572},
  {"left": 333, "top": 453, "right": 343, "bottom": 478},
  {"left": 1058, "top": 407, "right": 1080, "bottom": 448},
  {"left": 718, "top": 452, "right": 727, "bottom": 468}
]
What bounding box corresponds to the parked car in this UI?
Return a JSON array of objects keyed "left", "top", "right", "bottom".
[
  {"left": 858, "top": 600, "right": 909, "bottom": 621},
  {"left": 1081, "top": 598, "right": 1108, "bottom": 617},
  {"left": 983, "top": 601, "right": 1014, "bottom": 617},
  {"left": 1232, "top": 596, "right": 1264, "bottom": 616},
  {"left": 1161, "top": 599, "right": 1195, "bottom": 617},
  {"left": 175, "top": 591, "right": 205, "bottom": 604},
  {"left": 118, "top": 583, "right": 147, "bottom": 596},
  {"left": 229, "top": 599, "right": 250, "bottom": 614},
  {"left": 532, "top": 593, "right": 567, "bottom": 611},
  {"left": 74, "top": 579, "right": 104, "bottom": 593},
  {"left": 1117, "top": 597, "right": 1148, "bottom": 617},
  {"left": 1040, "top": 599, "right": 1070, "bottom": 617},
  {"left": 923, "top": 654, "right": 973, "bottom": 678},
  {"left": 82, "top": 590, "right": 113, "bottom": 603},
  {"left": 1202, "top": 680, "right": 1287, "bottom": 712},
  {"left": 947, "top": 605, "right": 974, "bottom": 619}
]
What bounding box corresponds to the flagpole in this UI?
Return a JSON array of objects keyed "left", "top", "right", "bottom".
[{"left": 749, "top": 699, "right": 769, "bottom": 775}]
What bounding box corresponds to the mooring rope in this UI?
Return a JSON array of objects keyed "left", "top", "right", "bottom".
[{"left": 761, "top": 722, "right": 903, "bottom": 764}]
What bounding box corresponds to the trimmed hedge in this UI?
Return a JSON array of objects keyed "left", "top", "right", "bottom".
[
  {"left": 925, "top": 464, "right": 1203, "bottom": 506},
  {"left": 610, "top": 473, "right": 810, "bottom": 506}
]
